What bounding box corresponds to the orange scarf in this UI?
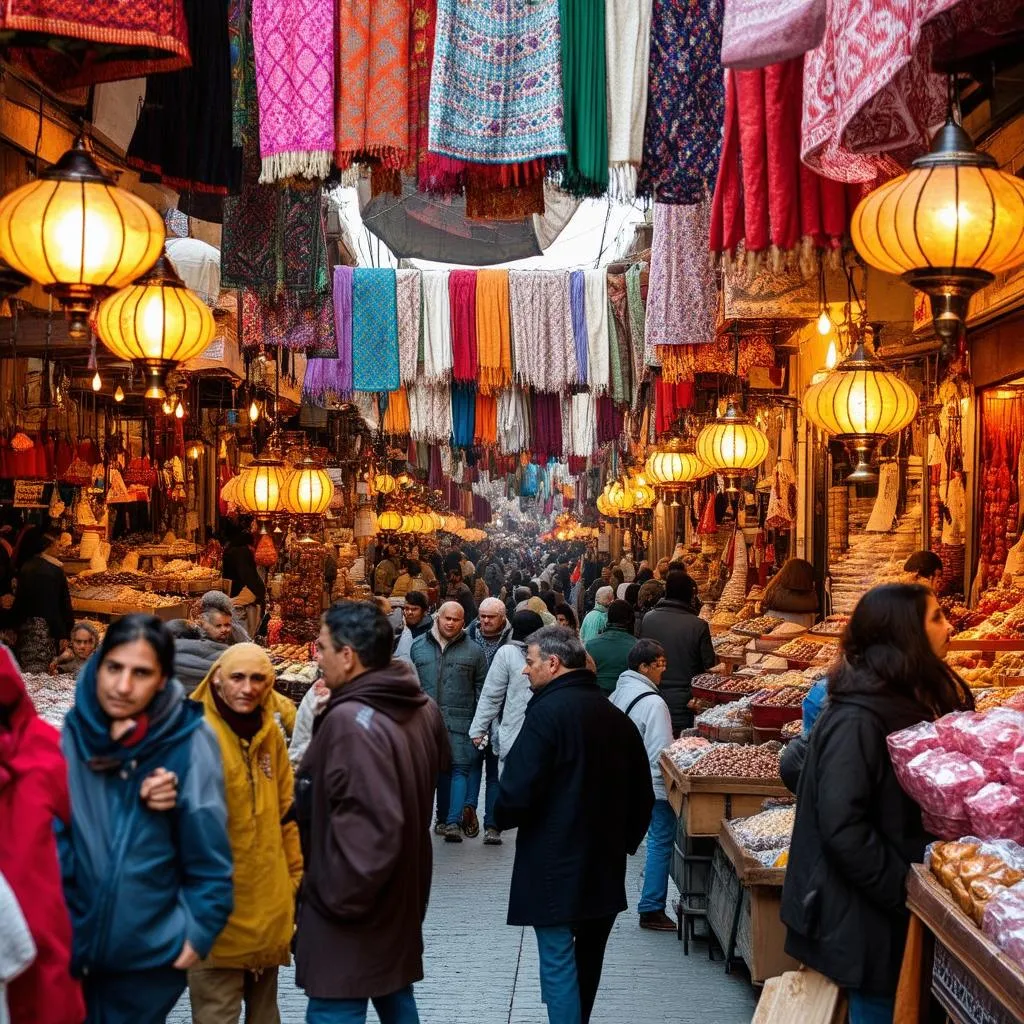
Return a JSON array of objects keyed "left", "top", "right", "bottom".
[
  {"left": 474, "top": 392, "right": 498, "bottom": 446},
  {"left": 383, "top": 388, "right": 411, "bottom": 435},
  {"left": 475, "top": 269, "right": 512, "bottom": 394}
]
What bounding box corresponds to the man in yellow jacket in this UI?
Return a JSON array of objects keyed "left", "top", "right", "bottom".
[{"left": 188, "top": 644, "right": 303, "bottom": 1023}]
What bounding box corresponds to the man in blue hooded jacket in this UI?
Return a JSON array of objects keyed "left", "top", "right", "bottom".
[{"left": 57, "top": 614, "right": 234, "bottom": 1024}]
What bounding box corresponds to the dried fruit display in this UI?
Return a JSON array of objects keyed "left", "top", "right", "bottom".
[
  {"left": 684, "top": 742, "right": 781, "bottom": 779},
  {"left": 732, "top": 615, "right": 785, "bottom": 638},
  {"left": 730, "top": 806, "right": 795, "bottom": 852},
  {"left": 929, "top": 839, "right": 1024, "bottom": 927},
  {"left": 775, "top": 637, "right": 837, "bottom": 663},
  {"left": 752, "top": 686, "right": 806, "bottom": 709}
]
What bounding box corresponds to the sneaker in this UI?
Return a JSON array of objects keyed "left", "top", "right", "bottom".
[
  {"left": 462, "top": 806, "right": 480, "bottom": 838},
  {"left": 443, "top": 823, "right": 463, "bottom": 843},
  {"left": 639, "top": 911, "right": 676, "bottom": 932},
  {"left": 433, "top": 821, "right": 446, "bottom": 836},
  {"left": 483, "top": 827, "right": 502, "bottom": 845}
]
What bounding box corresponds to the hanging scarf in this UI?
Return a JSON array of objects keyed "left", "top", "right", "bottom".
[
  {"left": 408, "top": 382, "right": 453, "bottom": 443},
  {"left": 638, "top": 0, "right": 725, "bottom": 204},
  {"left": 606, "top": 274, "right": 631, "bottom": 406},
  {"left": 422, "top": 271, "right": 453, "bottom": 383},
  {"left": 449, "top": 270, "right": 478, "bottom": 383},
  {"left": 558, "top": 0, "right": 608, "bottom": 197},
  {"left": 240, "top": 288, "right": 335, "bottom": 351},
  {"left": 569, "top": 270, "right": 589, "bottom": 386},
  {"left": 335, "top": 0, "right": 410, "bottom": 169},
  {"left": 475, "top": 270, "right": 513, "bottom": 394},
  {"left": 334, "top": 266, "right": 354, "bottom": 393},
  {"left": 656, "top": 335, "right": 776, "bottom": 383},
  {"left": 396, "top": 269, "right": 421, "bottom": 385},
  {"left": 605, "top": 0, "right": 653, "bottom": 200},
  {"left": 655, "top": 378, "right": 694, "bottom": 435},
  {"left": 351, "top": 269, "right": 400, "bottom": 392},
  {"left": 498, "top": 388, "right": 531, "bottom": 454},
  {"left": 510, "top": 272, "right": 577, "bottom": 394},
  {"left": 646, "top": 201, "right": 716, "bottom": 348},
  {"left": 428, "top": 0, "right": 567, "bottom": 163},
  {"left": 303, "top": 356, "right": 349, "bottom": 404},
  {"left": 568, "top": 391, "right": 597, "bottom": 459},
  {"left": 626, "top": 262, "right": 648, "bottom": 379},
  {"left": 451, "top": 384, "right": 476, "bottom": 448},
  {"left": 252, "top": 0, "right": 334, "bottom": 182},
  {"left": 474, "top": 392, "right": 498, "bottom": 446},
  {"left": 583, "top": 269, "right": 610, "bottom": 395},
  {"left": 382, "top": 388, "right": 411, "bottom": 435},
  {"left": 597, "top": 396, "right": 623, "bottom": 445},
  {"left": 532, "top": 392, "right": 564, "bottom": 462}
]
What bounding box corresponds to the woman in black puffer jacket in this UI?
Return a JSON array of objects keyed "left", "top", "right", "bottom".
[{"left": 781, "top": 583, "right": 972, "bottom": 1024}]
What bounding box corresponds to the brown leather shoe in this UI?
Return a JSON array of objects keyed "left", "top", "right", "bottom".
[
  {"left": 462, "top": 806, "right": 480, "bottom": 838},
  {"left": 639, "top": 911, "right": 676, "bottom": 932}
]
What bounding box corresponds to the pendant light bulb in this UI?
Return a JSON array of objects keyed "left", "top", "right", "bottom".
[
  {"left": 175, "top": 400, "right": 185, "bottom": 420},
  {"left": 91, "top": 371, "right": 101, "bottom": 392},
  {"left": 162, "top": 398, "right": 172, "bottom": 415},
  {"left": 249, "top": 400, "right": 260, "bottom": 424},
  {"left": 114, "top": 385, "right": 125, "bottom": 402},
  {"left": 817, "top": 310, "right": 831, "bottom": 336},
  {"left": 825, "top": 339, "right": 838, "bottom": 370}
]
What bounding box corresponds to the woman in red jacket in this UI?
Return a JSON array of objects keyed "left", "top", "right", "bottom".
[{"left": 0, "top": 645, "right": 84, "bottom": 1024}]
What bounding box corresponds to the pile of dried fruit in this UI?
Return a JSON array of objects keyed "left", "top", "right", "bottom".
[{"left": 684, "top": 742, "right": 781, "bottom": 779}]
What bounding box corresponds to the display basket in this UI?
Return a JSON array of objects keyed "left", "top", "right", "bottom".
[
  {"left": 274, "top": 677, "right": 315, "bottom": 704},
  {"left": 750, "top": 698, "right": 803, "bottom": 732}
]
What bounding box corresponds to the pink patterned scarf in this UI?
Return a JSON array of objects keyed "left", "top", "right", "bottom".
[{"left": 252, "top": 0, "right": 335, "bottom": 183}]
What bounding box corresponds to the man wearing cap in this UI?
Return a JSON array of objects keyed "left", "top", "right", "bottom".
[{"left": 189, "top": 644, "right": 303, "bottom": 1023}]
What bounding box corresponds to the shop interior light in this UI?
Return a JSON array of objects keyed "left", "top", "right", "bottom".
[
  {"left": 801, "top": 331, "right": 919, "bottom": 482},
  {"left": 114, "top": 385, "right": 125, "bottom": 402},
  {"left": 0, "top": 137, "right": 164, "bottom": 338},
  {"left": 817, "top": 311, "right": 832, "bottom": 336},
  {"left": 695, "top": 399, "right": 770, "bottom": 492},
  {"left": 162, "top": 397, "right": 172, "bottom": 415},
  {"left": 378, "top": 509, "right": 403, "bottom": 532},
  {"left": 187, "top": 440, "right": 203, "bottom": 460},
  {"left": 174, "top": 399, "right": 185, "bottom": 419},
  {"left": 91, "top": 371, "right": 101, "bottom": 392},
  {"left": 373, "top": 472, "right": 397, "bottom": 495},
  {"left": 851, "top": 115, "right": 1024, "bottom": 347},
  {"left": 645, "top": 437, "right": 713, "bottom": 489},
  {"left": 248, "top": 400, "right": 260, "bottom": 424},
  {"left": 282, "top": 456, "right": 334, "bottom": 515},
  {"left": 95, "top": 254, "right": 215, "bottom": 399},
  {"left": 825, "top": 340, "right": 839, "bottom": 370}
]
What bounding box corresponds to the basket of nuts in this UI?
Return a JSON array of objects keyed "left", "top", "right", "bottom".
[{"left": 750, "top": 686, "right": 807, "bottom": 731}]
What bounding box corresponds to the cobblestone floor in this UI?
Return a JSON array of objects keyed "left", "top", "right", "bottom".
[{"left": 171, "top": 823, "right": 757, "bottom": 1023}]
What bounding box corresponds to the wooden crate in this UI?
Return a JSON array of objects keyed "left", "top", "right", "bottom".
[
  {"left": 753, "top": 969, "right": 847, "bottom": 1023},
  {"left": 72, "top": 597, "right": 188, "bottom": 622},
  {"left": 678, "top": 774, "right": 789, "bottom": 838},
  {"left": 660, "top": 753, "right": 687, "bottom": 817}
]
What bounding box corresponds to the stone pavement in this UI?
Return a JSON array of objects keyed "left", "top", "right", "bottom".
[{"left": 171, "top": 826, "right": 757, "bottom": 1023}]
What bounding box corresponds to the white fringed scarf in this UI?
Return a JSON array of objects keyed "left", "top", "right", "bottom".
[
  {"left": 396, "top": 269, "right": 422, "bottom": 385},
  {"left": 605, "top": 0, "right": 653, "bottom": 201},
  {"left": 584, "top": 269, "right": 610, "bottom": 395},
  {"left": 421, "top": 270, "right": 453, "bottom": 383}
]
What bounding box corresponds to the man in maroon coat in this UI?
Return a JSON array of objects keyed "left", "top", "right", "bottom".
[{"left": 295, "top": 601, "right": 450, "bottom": 1023}]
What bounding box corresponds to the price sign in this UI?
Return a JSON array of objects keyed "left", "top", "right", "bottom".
[{"left": 13, "top": 480, "right": 47, "bottom": 508}]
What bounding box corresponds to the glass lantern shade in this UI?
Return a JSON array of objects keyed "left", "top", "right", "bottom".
[
  {"left": 851, "top": 119, "right": 1024, "bottom": 345},
  {"left": 0, "top": 138, "right": 164, "bottom": 338},
  {"left": 220, "top": 476, "right": 241, "bottom": 505},
  {"left": 695, "top": 402, "right": 769, "bottom": 480},
  {"left": 236, "top": 457, "right": 287, "bottom": 515},
  {"left": 645, "top": 439, "right": 712, "bottom": 487},
  {"left": 374, "top": 473, "right": 397, "bottom": 495},
  {"left": 378, "top": 510, "right": 403, "bottom": 532},
  {"left": 95, "top": 254, "right": 215, "bottom": 399},
  {"left": 596, "top": 492, "right": 616, "bottom": 518},
  {"left": 282, "top": 458, "right": 334, "bottom": 515}
]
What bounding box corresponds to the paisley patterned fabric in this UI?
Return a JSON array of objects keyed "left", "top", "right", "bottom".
[{"left": 638, "top": 0, "right": 725, "bottom": 205}]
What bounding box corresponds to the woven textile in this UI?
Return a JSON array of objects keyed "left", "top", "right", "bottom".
[
  {"left": 252, "top": 0, "right": 334, "bottom": 182},
  {"left": 638, "top": 0, "right": 725, "bottom": 205},
  {"left": 646, "top": 201, "right": 716, "bottom": 348},
  {"left": 127, "top": 0, "right": 236, "bottom": 198},
  {"left": 498, "top": 388, "right": 531, "bottom": 454},
  {"left": 568, "top": 391, "right": 598, "bottom": 458},
  {"left": 559, "top": 0, "right": 608, "bottom": 197},
  {"left": 449, "top": 270, "right": 479, "bottom": 383},
  {"left": 474, "top": 392, "right": 498, "bottom": 446},
  {"left": 303, "top": 356, "right": 347, "bottom": 404},
  {"left": 607, "top": 273, "right": 632, "bottom": 406},
  {"left": 605, "top": 0, "right": 652, "bottom": 200},
  {"left": 428, "top": 0, "right": 567, "bottom": 163},
  {"left": 476, "top": 270, "right": 513, "bottom": 394},
  {"left": 409, "top": 382, "right": 453, "bottom": 443},
  {"left": 335, "top": 0, "right": 410, "bottom": 169},
  {"left": 451, "top": 385, "right": 476, "bottom": 448},
  {"left": 382, "top": 388, "right": 411, "bottom": 435},
  {"left": 334, "top": 266, "right": 354, "bottom": 392},
  {"left": 3, "top": 0, "right": 189, "bottom": 89},
  {"left": 532, "top": 392, "right": 565, "bottom": 462},
  {"left": 626, "top": 262, "right": 648, "bottom": 384},
  {"left": 422, "top": 270, "right": 454, "bottom": 383},
  {"left": 569, "top": 270, "right": 589, "bottom": 385},
  {"left": 351, "top": 269, "right": 400, "bottom": 392},
  {"left": 510, "top": 272, "right": 577, "bottom": 393},
  {"left": 583, "top": 269, "right": 610, "bottom": 395},
  {"left": 396, "top": 269, "right": 422, "bottom": 385},
  {"left": 656, "top": 336, "right": 775, "bottom": 383},
  {"left": 240, "top": 289, "right": 335, "bottom": 352},
  {"left": 465, "top": 171, "right": 546, "bottom": 221},
  {"left": 597, "top": 397, "right": 624, "bottom": 445}
]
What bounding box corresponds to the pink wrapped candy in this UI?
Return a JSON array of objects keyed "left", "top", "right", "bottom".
[
  {"left": 983, "top": 883, "right": 1024, "bottom": 971},
  {"left": 901, "top": 749, "right": 988, "bottom": 817},
  {"left": 887, "top": 721, "right": 941, "bottom": 766},
  {"left": 966, "top": 783, "right": 1024, "bottom": 845}
]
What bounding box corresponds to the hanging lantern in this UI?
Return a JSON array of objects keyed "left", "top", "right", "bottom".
[
  {"left": 373, "top": 472, "right": 397, "bottom": 495},
  {"left": 400, "top": 512, "right": 428, "bottom": 534},
  {"left": 220, "top": 476, "right": 241, "bottom": 505},
  {"left": 596, "top": 492, "right": 616, "bottom": 519},
  {"left": 0, "top": 137, "right": 164, "bottom": 338},
  {"left": 443, "top": 514, "right": 466, "bottom": 533},
  {"left": 851, "top": 117, "right": 1024, "bottom": 347},
  {"left": 378, "top": 509, "right": 403, "bottom": 532},
  {"left": 695, "top": 399, "right": 769, "bottom": 492},
  {"left": 802, "top": 335, "right": 919, "bottom": 482},
  {"left": 255, "top": 532, "right": 278, "bottom": 568},
  {"left": 282, "top": 456, "right": 334, "bottom": 515},
  {"left": 354, "top": 506, "right": 379, "bottom": 538},
  {"left": 236, "top": 456, "right": 287, "bottom": 515},
  {"left": 645, "top": 437, "right": 713, "bottom": 495},
  {"left": 186, "top": 440, "right": 203, "bottom": 460},
  {"left": 426, "top": 510, "right": 445, "bottom": 532},
  {"left": 94, "top": 254, "right": 216, "bottom": 399},
  {"left": 630, "top": 475, "right": 656, "bottom": 510}
]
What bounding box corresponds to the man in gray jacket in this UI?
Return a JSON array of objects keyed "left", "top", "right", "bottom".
[
  {"left": 167, "top": 590, "right": 249, "bottom": 694},
  {"left": 410, "top": 602, "right": 487, "bottom": 843},
  {"left": 609, "top": 640, "right": 676, "bottom": 932}
]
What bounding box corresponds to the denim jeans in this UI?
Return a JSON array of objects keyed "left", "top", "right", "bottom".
[
  {"left": 534, "top": 916, "right": 615, "bottom": 1024},
  {"left": 306, "top": 986, "right": 419, "bottom": 1023},
  {"left": 638, "top": 799, "right": 675, "bottom": 913},
  {"left": 464, "top": 747, "right": 499, "bottom": 828},
  {"left": 437, "top": 764, "right": 472, "bottom": 827},
  {"left": 847, "top": 990, "right": 895, "bottom": 1024}
]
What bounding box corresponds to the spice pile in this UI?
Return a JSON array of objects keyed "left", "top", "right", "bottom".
[
  {"left": 732, "top": 615, "right": 784, "bottom": 638},
  {"left": 662, "top": 735, "right": 714, "bottom": 772},
  {"left": 684, "top": 742, "right": 781, "bottom": 780}
]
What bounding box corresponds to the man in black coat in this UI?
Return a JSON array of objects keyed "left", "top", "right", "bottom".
[
  {"left": 639, "top": 570, "right": 716, "bottom": 734},
  {"left": 494, "top": 626, "right": 654, "bottom": 1024}
]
